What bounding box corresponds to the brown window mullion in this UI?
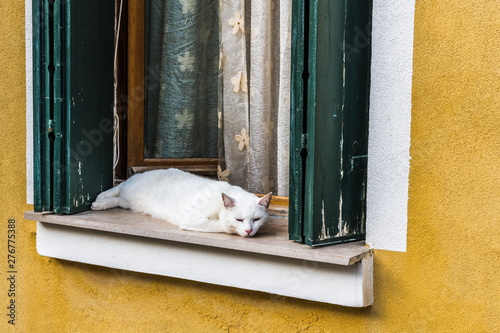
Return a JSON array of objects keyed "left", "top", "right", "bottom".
[{"left": 127, "top": 0, "right": 145, "bottom": 170}]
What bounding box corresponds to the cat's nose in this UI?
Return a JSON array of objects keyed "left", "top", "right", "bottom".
[{"left": 245, "top": 228, "right": 252, "bottom": 235}]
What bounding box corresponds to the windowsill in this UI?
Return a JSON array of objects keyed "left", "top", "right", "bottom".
[
  {"left": 25, "top": 208, "right": 370, "bottom": 265},
  {"left": 24, "top": 209, "right": 374, "bottom": 307}
]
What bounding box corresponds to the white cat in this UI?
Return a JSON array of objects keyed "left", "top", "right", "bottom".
[{"left": 91, "top": 168, "right": 272, "bottom": 237}]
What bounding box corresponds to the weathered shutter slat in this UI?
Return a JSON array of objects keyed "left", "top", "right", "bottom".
[
  {"left": 52, "top": 0, "right": 64, "bottom": 211},
  {"left": 341, "top": 0, "right": 372, "bottom": 239},
  {"left": 289, "top": 0, "right": 307, "bottom": 243},
  {"left": 33, "top": 0, "right": 53, "bottom": 212}
]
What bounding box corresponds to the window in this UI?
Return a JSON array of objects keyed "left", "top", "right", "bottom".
[{"left": 33, "top": 0, "right": 372, "bottom": 247}]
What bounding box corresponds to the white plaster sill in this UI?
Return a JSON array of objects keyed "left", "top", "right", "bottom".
[{"left": 24, "top": 209, "right": 374, "bottom": 307}]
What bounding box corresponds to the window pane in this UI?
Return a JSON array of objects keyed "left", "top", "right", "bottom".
[{"left": 144, "top": 0, "right": 219, "bottom": 159}]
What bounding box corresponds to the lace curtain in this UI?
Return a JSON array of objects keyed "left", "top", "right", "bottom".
[{"left": 145, "top": 0, "right": 291, "bottom": 196}]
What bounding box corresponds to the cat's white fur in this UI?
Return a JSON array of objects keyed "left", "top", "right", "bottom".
[{"left": 91, "top": 169, "right": 272, "bottom": 237}]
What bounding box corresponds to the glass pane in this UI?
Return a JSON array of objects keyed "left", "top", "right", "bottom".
[{"left": 144, "top": 0, "right": 219, "bottom": 159}]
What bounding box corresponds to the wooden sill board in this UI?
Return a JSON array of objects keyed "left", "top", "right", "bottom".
[{"left": 25, "top": 209, "right": 371, "bottom": 266}]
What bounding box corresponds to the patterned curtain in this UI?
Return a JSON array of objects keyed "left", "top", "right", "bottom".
[
  {"left": 144, "top": 0, "right": 219, "bottom": 158},
  {"left": 145, "top": 0, "right": 291, "bottom": 196}
]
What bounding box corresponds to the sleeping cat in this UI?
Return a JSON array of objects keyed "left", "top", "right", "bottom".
[{"left": 91, "top": 168, "right": 272, "bottom": 237}]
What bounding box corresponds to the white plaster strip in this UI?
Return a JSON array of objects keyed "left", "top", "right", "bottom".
[{"left": 366, "top": 0, "right": 415, "bottom": 251}]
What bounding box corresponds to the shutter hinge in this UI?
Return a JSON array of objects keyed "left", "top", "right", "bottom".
[
  {"left": 47, "top": 119, "right": 55, "bottom": 133},
  {"left": 350, "top": 155, "right": 367, "bottom": 172},
  {"left": 301, "top": 134, "right": 308, "bottom": 149}
]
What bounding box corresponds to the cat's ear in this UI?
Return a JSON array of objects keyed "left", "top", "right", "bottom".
[
  {"left": 222, "top": 193, "right": 235, "bottom": 209},
  {"left": 258, "top": 192, "right": 273, "bottom": 209}
]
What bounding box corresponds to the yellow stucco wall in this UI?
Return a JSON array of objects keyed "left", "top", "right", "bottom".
[{"left": 1, "top": 0, "right": 498, "bottom": 332}]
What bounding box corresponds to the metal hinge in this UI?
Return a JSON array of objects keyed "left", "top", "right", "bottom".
[
  {"left": 301, "top": 134, "right": 307, "bottom": 149},
  {"left": 47, "top": 119, "right": 55, "bottom": 133},
  {"left": 350, "top": 155, "right": 367, "bottom": 172}
]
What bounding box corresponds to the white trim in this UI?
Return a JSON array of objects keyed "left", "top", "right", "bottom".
[
  {"left": 366, "top": 0, "right": 415, "bottom": 251},
  {"left": 37, "top": 222, "right": 373, "bottom": 307}
]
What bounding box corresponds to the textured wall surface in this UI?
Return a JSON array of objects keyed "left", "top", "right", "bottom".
[{"left": 1, "top": 0, "right": 499, "bottom": 332}]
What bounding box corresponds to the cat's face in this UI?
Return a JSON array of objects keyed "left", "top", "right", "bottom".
[{"left": 220, "top": 192, "right": 272, "bottom": 237}]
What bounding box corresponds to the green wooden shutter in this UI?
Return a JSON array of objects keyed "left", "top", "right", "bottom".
[
  {"left": 33, "top": 0, "right": 115, "bottom": 214},
  {"left": 289, "top": 0, "right": 372, "bottom": 246}
]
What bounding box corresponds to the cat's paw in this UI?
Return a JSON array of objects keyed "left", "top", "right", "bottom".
[{"left": 91, "top": 200, "right": 105, "bottom": 210}]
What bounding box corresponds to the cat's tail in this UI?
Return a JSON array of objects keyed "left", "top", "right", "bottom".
[{"left": 91, "top": 183, "right": 122, "bottom": 210}]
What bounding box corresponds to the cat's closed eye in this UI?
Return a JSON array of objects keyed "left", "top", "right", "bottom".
[{"left": 235, "top": 218, "right": 261, "bottom": 223}]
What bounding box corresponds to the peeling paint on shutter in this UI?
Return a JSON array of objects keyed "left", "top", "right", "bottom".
[
  {"left": 289, "top": 0, "right": 372, "bottom": 246},
  {"left": 33, "top": 0, "right": 114, "bottom": 213}
]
